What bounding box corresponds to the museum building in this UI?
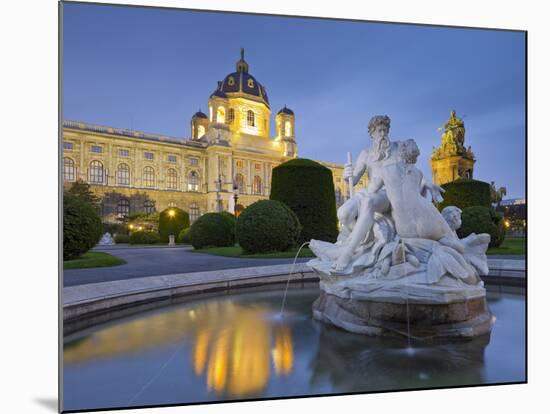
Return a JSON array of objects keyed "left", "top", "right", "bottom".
[{"left": 62, "top": 50, "right": 356, "bottom": 222}]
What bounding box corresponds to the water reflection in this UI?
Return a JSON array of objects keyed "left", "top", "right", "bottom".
[
  {"left": 310, "top": 324, "right": 490, "bottom": 392},
  {"left": 65, "top": 299, "right": 295, "bottom": 398},
  {"left": 191, "top": 302, "right": 293, "bottom": 397}
]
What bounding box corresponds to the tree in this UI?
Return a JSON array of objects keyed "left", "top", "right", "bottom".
[
  {"left": 490, "top": 181, "right": 507, "bottom": 207},
  {"left": 66, "top": 179, "right": 101, "bottom": 208}
]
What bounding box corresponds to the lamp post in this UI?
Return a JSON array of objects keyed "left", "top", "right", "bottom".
[
  {"left": 168, "top": 209, "right": 176, "bottom": 246},
  {"left": 215, "top": 175, "right": 223, "bottom": 212},
  {"left": 233, "top": 185, "right": 239, "bottom": 216}
]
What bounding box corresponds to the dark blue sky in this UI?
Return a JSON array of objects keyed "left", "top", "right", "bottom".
[{"left": 63, "top": 2, "right": 526, "bottom": 198}]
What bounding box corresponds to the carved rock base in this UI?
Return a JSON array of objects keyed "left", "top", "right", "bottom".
[{"left": 312, "top": 290, "right": 494, "bottom": 339}]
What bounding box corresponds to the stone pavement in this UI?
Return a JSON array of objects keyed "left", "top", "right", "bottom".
[{"left": 64, "top": 245, "right": 310, "bottom": 287}]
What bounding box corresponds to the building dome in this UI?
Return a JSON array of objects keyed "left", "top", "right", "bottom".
[
  {"left": 277, "top": 106, "right": 294, "bottom": 116},
  {"left": 209, "top": 88, "right": 228, "bottom": 99},
  {"left": 192, "top": 110, "right": 208, "bottom": 119},
  {"left": 211, "top": 49, "right": 270, "bottom": 108}
]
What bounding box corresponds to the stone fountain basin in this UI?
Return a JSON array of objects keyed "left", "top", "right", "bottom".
[{"left": 313, "top": 277, "right": 493, "bottom": 339}]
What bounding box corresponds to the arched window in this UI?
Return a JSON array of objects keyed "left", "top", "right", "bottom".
[
  {"left": 188, "top": 171, "right": 199, "bottom": 192},
  {"left": 166, "top": 168, "right": 177, "bottom": 190},
  {"left": 234, "top": 173, "right": 245, "bottom": 193},
  {"left": 89, "top": 160, "right": 104, "bottom": 184},
  {"left": 209, "top": 106, "right": 213, "bottom": 121},
  {"left": 64, "top": 157, "right": 75, "bottom": 182},
  {"left": 117, "top": 198, "right": 130, "bottom": 217},
  {"left": 252, "top": 176, "right": 262, "bottom": 195},
  {"left": 189, "top": 203, "right": 200, "bottom": 223},
  {"left": 285, "top": 121, "right": 292, "bottom": 137},
  {"left": 143, "top": 166, "right": 155, "bottom": 188},
  {"left": 247, "top": 110, "right": 255, "bottom": 127},
  {"left": 117, "top": 163, "right": 130, "bottom": 186},
  {"left": 197, "top": 125, "right": 205, "bottom": 139},
  {"left": 217, "top": 107, "right": 225, "bottom": 124},
  {"left": 227, "top": 108, "right": 235, "bottom": 124},
  {"left": 144, "top": 200, "right": 156, "bottom": 214}
]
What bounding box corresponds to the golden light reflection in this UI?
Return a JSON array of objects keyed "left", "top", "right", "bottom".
[
  {"left": 272, "top": 326, "right": 294, "bottom": 376},
  {"left": 64, "top": 299, "right": 295, "bottom": 398}
]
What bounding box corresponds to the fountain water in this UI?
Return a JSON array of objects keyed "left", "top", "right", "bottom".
[{"left": 279, "top": 241, "right": 310, "bottom": 318}]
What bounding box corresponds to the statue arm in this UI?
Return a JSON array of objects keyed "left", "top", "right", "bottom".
[{"left": 421, "top": 176, "right": 445, "bottom": 203}]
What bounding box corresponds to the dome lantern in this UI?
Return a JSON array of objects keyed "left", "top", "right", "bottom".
[{"left": 236, "top": 48, "right": 249, "bottom": 73}]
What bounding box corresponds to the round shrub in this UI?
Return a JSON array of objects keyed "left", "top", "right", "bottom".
[
  {"left": 438, "top": 179, "right": 492, "bottom": 210},
  {"left": 114, "top": 233, "right": 129, "bottom": 244},
  {"left": 129, "top": 230, "right": 160, "bottom": 245},
  {"left": 270, "top": 158, "right": 338, "bottom": 244},
  {"left": 158, "top": 207, "right": 190, "bottom": 243},
  {"left": 236, "top": 200, "right": 302, "bottom": 254},
  {"left": 176, "top": 227, "right": 191, "bottom": 244},
  {"left": 63, "top": 193, "right": 103, "bottom": 260},
  {"left": 457, "top": 206, "right": 506, "bottom": 248},
  {"left": 219, "top": 211, "right": 236, "bottom": 241},
  {"left": 188, "top": 213, "right": 234, "bottom": 249}
]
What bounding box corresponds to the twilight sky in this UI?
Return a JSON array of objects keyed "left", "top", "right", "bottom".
[{"left": 63, "top": 2, "right": 526, "bottom": 198}]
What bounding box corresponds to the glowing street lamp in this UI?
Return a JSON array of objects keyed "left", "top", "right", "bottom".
[{"left": 168, "top": 209, "right": 176, "bottom": 246}]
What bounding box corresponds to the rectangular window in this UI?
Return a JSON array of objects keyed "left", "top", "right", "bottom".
[
  {"left": 144, "top": 151, "right": 154, "bottom": 160},
  {"left": 91, "top": 145, "right": 103, "bottom": 153},
  {"left": 236, "top": 160, "right": 244, "bottom": 168},
  {"left": 119, "top": 149, "right": 129, "bottom": 157},
  {"left": 189, "top": 158, "right": 198, "bottom": 166},
  {"left": 167, "top": 154, "right": 177, "bottom": 163},
  {"left": 64, "top": 141, "right": 73, "bottom": 151},
  {"left": 254, "top": 163, "right": 261, "bottom": 171}
]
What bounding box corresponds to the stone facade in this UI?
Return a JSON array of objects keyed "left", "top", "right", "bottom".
[{"left": 62, "top": 50, "right": 364, "bottom": 222}]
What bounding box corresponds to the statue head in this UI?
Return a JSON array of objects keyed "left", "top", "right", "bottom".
[
  {"left": 450, "top": 110, "right": 456, "bottom": 118},
  {"left": 397, "top": 139, "right": 420, "bottom": 164},
  {"left": 368, "top": 115, "right": 391, "bottom": 141},
  {"left": 441, "top": 206, "right": 462, "bottom": 231},
  {"left": 368, "top": 115, "right": 391, "bottom": 160}
]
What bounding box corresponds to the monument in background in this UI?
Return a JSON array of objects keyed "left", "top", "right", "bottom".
[{"left": 430, "top": 110, "right": 476, "bottom": 185}]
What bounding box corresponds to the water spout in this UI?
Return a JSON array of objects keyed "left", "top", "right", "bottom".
[{"left": 279, "top": 241, "right": 310, "bottom": 318}]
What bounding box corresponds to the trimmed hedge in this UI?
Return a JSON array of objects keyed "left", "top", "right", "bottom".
[
  {"left": 177, "top": 227, "right": 191, "bottom": 244},
  {"left": 63, "top": 193, "right": 103, "bottom": 260},
  {"left": 188, "top": 213, "right": 234, "bottom": 249},
  {"left": 114, "top": 233, "right": 129, "bottom": 244},
  {"left": 129, "top": 230, "right": 160, "bottom": 245},
  {"left": 158, "top": 208, "right": 190, "bottom": 243},
  {"left": 270, "top": 158, "right": 338, "bottom": 244},
  {"left": 457, "top": 206, "right": 506, "bottom": 248},
  {"left": 438, "top": 179, "right": 492, "bottom": 210},
  {"left": 236, "top": 199, "right": 302, "bottom": 254}
]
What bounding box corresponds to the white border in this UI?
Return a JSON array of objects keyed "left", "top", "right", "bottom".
[{"left": 2, "top": 0, "right": 548, "bottom": 413}]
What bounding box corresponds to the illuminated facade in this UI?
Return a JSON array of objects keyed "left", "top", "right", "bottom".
[{"left": 63, "top": 50, "right": 359, "bottom": 221}]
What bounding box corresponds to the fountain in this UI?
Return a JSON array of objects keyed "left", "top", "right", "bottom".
[
  {"left": 308, "top": 115, "right": 493, "bottom": 339},
  {"left": 98, "top": 232, "right": 115, "bottom": 245}
]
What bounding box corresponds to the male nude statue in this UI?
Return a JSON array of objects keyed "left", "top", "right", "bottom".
[{"left": 335, "top": 116, "right": 444, "bottom": 271}]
